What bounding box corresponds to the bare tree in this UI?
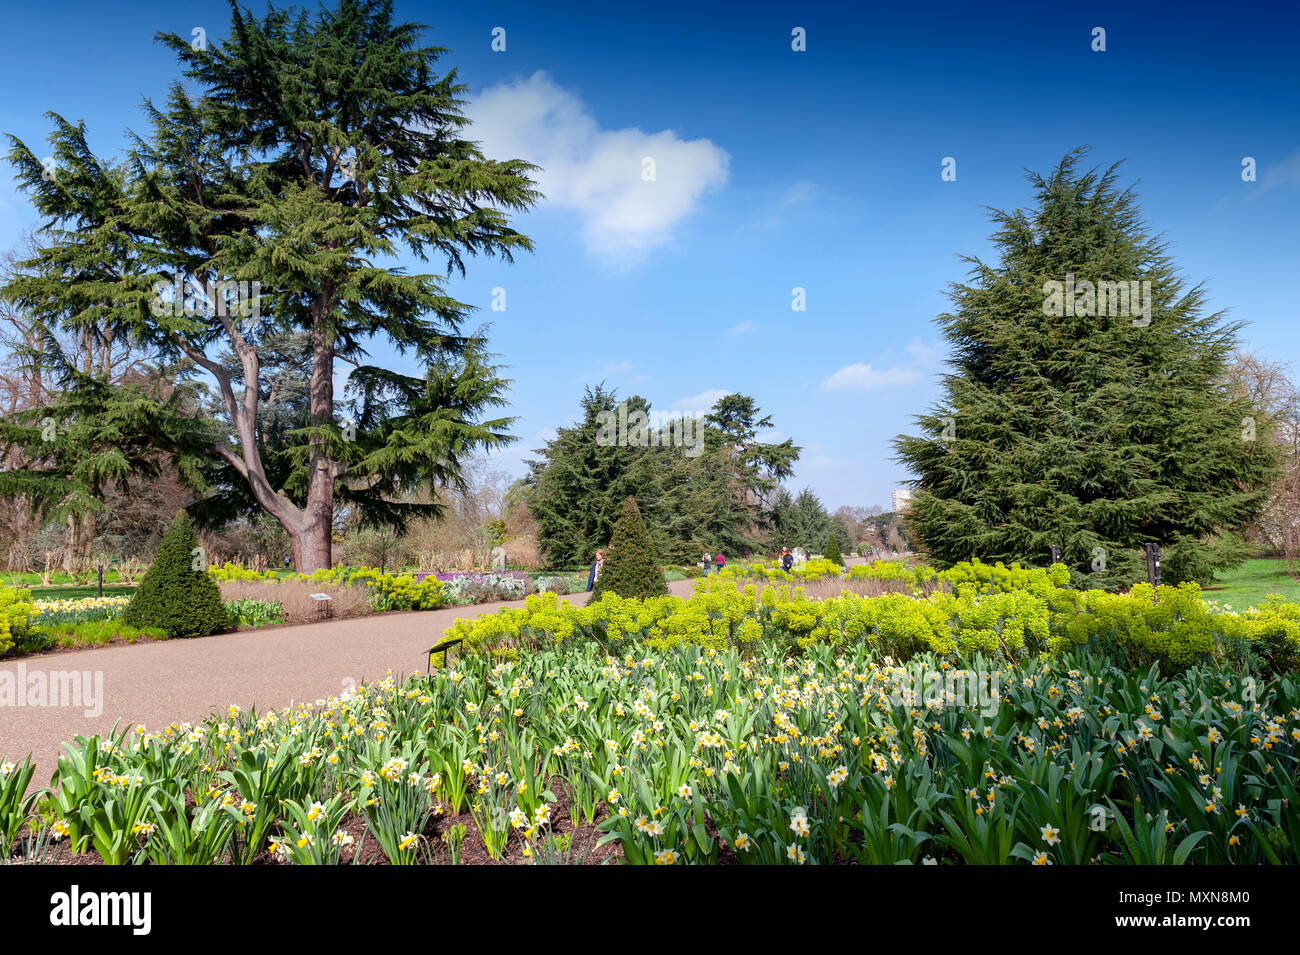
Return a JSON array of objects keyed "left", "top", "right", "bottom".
[
  {"left": 1225, "top": 351, "right": 1300, "bottom": 574},
  {"left": 399, "top": 459, "right": 511, "bottom": 572},
  {"left": 0, "top": 243, "right": 54, "bottom": 570}
]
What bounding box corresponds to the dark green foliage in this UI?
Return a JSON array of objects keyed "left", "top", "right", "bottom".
[
  {"left": 0, "top": 362, "right": 212, "bottom": 529},
  {"left": 3, "top": 0, "right": 537, "bottom": 569},
  {"left": 767, "top": 488, "right": 841, "bottom": 554},
  {"left": 894, "top": 150, "right": 1278, "bottom": 588},
  {"left": 526, "top": 388, "right": 665, "bottom": 568},
  {"left": 526, "top": 387, "right": 799, "bottom": 567},
  {"left": 591, "top": 497, "right": 669, "bottom": 600},
  {"left": 702, "top": 394, "right": 800, "bottom": 512},
  {"left": 1162, "top": 533, "right": 1253, "bottom": 589},
  {"left": 823, "top": 533, "right": 843, "bottom": 567},
  {"left": 122, "top": 512, "right": 230, "bottom": 638}
]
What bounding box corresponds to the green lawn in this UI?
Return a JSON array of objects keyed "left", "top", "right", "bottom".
[
  {"left": 4, "top": 570, "right": 133, "bottom": 586},
  {"left": 1207, "top": 557, "right": 1300, "bottom": 610},
  {"left": 26, "top": 583, "right": 137, "bottom": 600}
]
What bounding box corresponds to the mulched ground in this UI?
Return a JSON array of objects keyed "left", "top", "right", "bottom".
[{"left": 9, "top": 780, "right": 626, "bottom": 866}]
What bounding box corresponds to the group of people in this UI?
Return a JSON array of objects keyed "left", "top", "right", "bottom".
[
  {"left": 701, "top": 550, "right": 727, "bottom": 575},
  {"left": 587, "top": 545, "right": 733, "bottom": 592}
]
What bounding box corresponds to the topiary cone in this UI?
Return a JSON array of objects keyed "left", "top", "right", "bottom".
[
  {"left": 122, "top": 511, "right": 230, "bottom": 638},
  {"left": 824, "top": 533, "right": 844, "bottom": 568},
  {"left": 591, "top": 496, "right": 669, "bottom": 600}
]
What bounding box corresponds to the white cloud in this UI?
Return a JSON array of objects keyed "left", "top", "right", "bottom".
[
  {"left": 904, "top": 341, "right": 944, "bottom": 366},
  {"left": 821, "top": 338, "right": 945, "bottom": 393},
  {"left": 672, "top": 388, "right": 729, "bottom": 412},
  {"left": 469, "top": 71, "right": 730, "bottom": 264},
  {"left": 804, "top": 454, "right": 840, "bottom": 469},
  {"left": 778, "top": 180, "right": 816, "bottom": 209},
  {"left": 1255, "top": 146, "right": 1300, "bottom": 194},
  {"left": 729, "top": 321, "right": 757, "bottom": 335},
  {"left": 599, "top": 360, "right": 648, "bottom": 380},
  {"left": 821, "top": 364, "right": 921, "bottom": 392},
  {"left": 741, "top": 180, "right": 816, "bottom": 232}
]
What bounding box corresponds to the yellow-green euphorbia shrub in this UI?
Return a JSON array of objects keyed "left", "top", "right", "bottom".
[
  {"left": 0, "top": 583, "right": 35, "bottom": 655},
  {"left": 447, "top": 567, "right": 1300, "bottom": 676}
]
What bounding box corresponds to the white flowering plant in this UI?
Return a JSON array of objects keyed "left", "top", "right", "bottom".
[
  {"left": 275, "top": 794, "right": 355, "bottom": 864},
  {"left": 77, "top": 774, "right": 155, "bottom": 865},
  {"left": 218, "top": 737, "right": 300, "bottom": 864},
  {"left": 710, "top": 770, "right": 797, "bottom": 865},
  {"left": 0, "top": 756, "right": 39, "bottom": 858},
  {"left": 143, "top": 787, "right": 241, "bottom": 865},
  {"left": 49, "top": 731, "right": 123, "bottom": 855},
  {"left": 22, "top": 626, "right": 1300, "bottom": 866},
  {"left": 596, "top": 776, "right": 716, "bottom": 865},
  {"left": 426, "top": 732, "right": 475, "bottom": 817},
  {"left": 350, "top": 742, "right": 435, "bottom": 865},
  {"left": 469, "top": 763, "right": 513, "bottom": 860}
]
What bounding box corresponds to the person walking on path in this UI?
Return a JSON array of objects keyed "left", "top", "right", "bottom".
[
  {"left": 702, "top": 551, "right": 712, "bottom": 576},
  {"left": 714, "top": 551, "right": 726, "bottom": 575},
  {"left": 586, "top": 549, "right": 606, "bottom": 592}
]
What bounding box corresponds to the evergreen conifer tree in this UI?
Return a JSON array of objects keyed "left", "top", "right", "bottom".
[
  {"left": 894, "top": 150, "right": 1277, "bottom": 587},
  {"left": 527, "top": 387, "right": 799, "bottom": 566},
  {"left": 3, "top": 0, "right": 536, "bottom": 570},
  {"left": 823, "top": 532, "right": 843, "bottom": 567},
  {"left": 123, "top": 511, "right": 230, "bottom": 637},
  {"left": 591, "top": 496, "right": 669, "bottom": 600}
]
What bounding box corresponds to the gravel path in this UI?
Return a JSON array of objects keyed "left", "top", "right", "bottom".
[{"left": 1, "top": 579, "right": 697, "bottom": 785}]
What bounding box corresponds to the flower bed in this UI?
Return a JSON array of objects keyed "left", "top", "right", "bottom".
[
  {"left": 224, "top": 598, "right": 286, "bottom": 628},
  {"left": 430, "top": 572, "right": 526, "bottom": 605},
  {"left": 208, "top": 564, "right": 446, "bottom": 612},
  {"left": 30, "top": 595, "right": 133, "bottom": 626},
  {"left": 425, "top": 570, "right": 528, "bottom": 583},
  {"left": 5, "top": 639, "right": 1297, "bottom": 865},
  {"left": 718, "top": 557, "right": 846, "bottom": 582},
  {"left": 8, "top": 559, "right": 1299, "bottom": 866},
  {"left": 210, "top": 564, "right": 537, "bottom": 610}
]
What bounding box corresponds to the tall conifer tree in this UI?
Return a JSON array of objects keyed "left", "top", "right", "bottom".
[
  {"left": 3, "top": 0, "right": 537, "bottom": 570},
  {"left": 895, "top": 150, "right": 1276, "bottom": 587}
]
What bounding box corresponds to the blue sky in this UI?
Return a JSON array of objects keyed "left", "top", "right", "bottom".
[{"left": 2, "top": 0, "right": 1297, "bottom": 509}]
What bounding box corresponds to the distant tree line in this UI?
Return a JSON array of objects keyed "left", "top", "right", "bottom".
[{"left": 522, "top": 386, "right": 897, "bottom": 567}]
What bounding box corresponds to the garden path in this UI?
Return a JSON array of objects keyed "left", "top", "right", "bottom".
[{"left": 1, "top": 579, "right": 697, "bottom": 786}]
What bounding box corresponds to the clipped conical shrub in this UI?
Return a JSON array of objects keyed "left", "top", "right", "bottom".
[
  {"left": 591, "top": 496, "right": 669, "bottom": 600},
  {"left": 824, "top": 533, "right": 844, "bottom": 567},
  {"left": 123, "top": 511, "right": 230, "bottom": 638}
]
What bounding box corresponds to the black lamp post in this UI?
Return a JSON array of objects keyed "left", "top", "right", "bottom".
[{"left": 1145, "top": 543, "right": 1161, "bottom": 588}]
